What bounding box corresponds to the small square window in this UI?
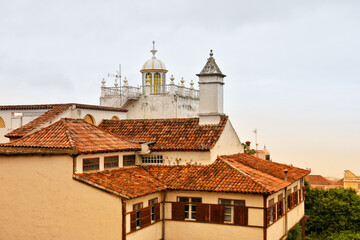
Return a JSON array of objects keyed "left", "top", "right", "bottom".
[{"left": 123, "top": 155, "right": 136, "bottom": 166}]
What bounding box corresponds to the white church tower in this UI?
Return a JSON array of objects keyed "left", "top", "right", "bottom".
[{"left": 197, "top": 50, "right": 226, "bottom": 125}]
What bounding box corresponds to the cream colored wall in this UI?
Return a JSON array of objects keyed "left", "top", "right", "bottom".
[
  {"left": 149, "top": 151, "right": 211, "bottom": 166},
  {"left": 125, "top": 192, "right": 164, "bottom": 240},
  {"left": 76, "top": 151, "right": 138, "bottom": 174},
  {"left": 73, "top": 107, "right": 127, "bottom": 125},
  {"left": 267, "top": 218, "right": 285, "bottom": 240},
  {"left": 287, "top": 201, "right": 305, "bottom": 229},
  {"left": 165, "top": 221, "right": 263, "bottom": 240},
  {"left": 0, "top": 155, "right": 123, "bottom": 240},
  {"left": 211, "top": 120, "right": 243, "bottom": 163},
  {"left": 344, "top": 182, "right": 360, "bottom": 193}
]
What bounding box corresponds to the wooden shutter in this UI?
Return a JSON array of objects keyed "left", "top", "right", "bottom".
[
  {"left": 155, "top": 203, "right": 161, "bottom": 222},
  {"left": 272, "top": 206, "right": 276, "bottom": 221},
  {"left": 196, "top": 204, "right": 210, "bottom": 222},
  {"left": 210, "top": 205, "right": 225, "bottom": 224},
  {"left": 172, "top": 202, "right": 185, "bottom": 220},
  {"left": 130, "top": 212, "right": 137, "bottom": 232},
  {"left": 277, "top": 200, "right": 283, "bottom": 217},
  {"left": 234, "top": 206, "right": 248, "bottom": 225},
  {"left": 266, "top": 207, "right": 270, "bottom": 226},
  {"left": 141, "top": 207, "right": 151, "bottom": 228}
]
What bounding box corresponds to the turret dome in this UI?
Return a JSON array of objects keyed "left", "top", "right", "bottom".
[{"left": 140, "top": 41, "right": 168, "bottom": 73}]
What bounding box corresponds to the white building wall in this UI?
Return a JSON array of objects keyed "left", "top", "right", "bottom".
[
  {"left": 124, "top": 94, "right": 199, "bottom": 119},
  {"left": 210, "top": 120, "right": 244, "bottom": 162}
]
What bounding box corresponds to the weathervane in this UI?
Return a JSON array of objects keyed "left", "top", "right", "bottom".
[{"left": 108, "top": 64, "right": 123, "bottom": 105}]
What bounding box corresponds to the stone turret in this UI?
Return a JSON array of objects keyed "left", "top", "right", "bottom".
[{"left": 197, "top": 50, "right": 226, "bottom": 125}]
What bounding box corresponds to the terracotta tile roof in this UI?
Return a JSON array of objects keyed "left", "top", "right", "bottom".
[
  {"left": 5, "top": 105, "right": 70, "bottom": 138},
  {"left": 219, "top": 154, "right": 310, "bottom": 183},
  {"left": 334, "top": 178, "right": 344, "bottom": 186},
  {"left": 0, "top": 103, "right": 127, "bottom": 112},
  {"left": 75, "top": 154, "right": 310, "bottom": 198},
  {"left": 0, "top": 118, "right": 140, "bottom": 154},
  {"left": 74, "top": 168, "right": 166, "bottom": 199},
  {"left": 305, "top": 175, "right": 333, "bottom": 186},
  {"left": 98, "top": 116, "right": 228, "bottom": 151},
  {"left": 3, "top": 103, "right": 127, "bottom": 139}
]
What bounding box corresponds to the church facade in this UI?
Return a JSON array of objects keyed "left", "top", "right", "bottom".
[{"left": 0, "top": 43, "right": 310, "bottom": 240}]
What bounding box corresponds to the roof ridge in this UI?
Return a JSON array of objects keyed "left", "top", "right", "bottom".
[
  {"left": 221, "top": 158, "right": 271, "bottom": 193},
  {"left": 60, "top": 119, "right": 77, "bottom": 149}
]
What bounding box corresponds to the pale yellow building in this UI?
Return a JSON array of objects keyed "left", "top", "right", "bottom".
[{"left": 344, "top": 170, "right": 360, "bottom": 194}]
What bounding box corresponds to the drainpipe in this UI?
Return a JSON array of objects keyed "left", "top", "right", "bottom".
[
  {"left": 284, "top": 168, "right": 289, "bottom": 238},
  {"left": 162, "top": 189, "right": 167, "bottom": 240},
  {"left": 122, "top": 200, "right": 126, "bottom": 240}
]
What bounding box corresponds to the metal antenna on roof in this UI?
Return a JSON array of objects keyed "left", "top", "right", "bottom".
[
  {"left": 108, "top": 64, "right": 122, "bottom": 106},
  {"left": 253, "top": 129, "right": 258, "bottom": 151}
]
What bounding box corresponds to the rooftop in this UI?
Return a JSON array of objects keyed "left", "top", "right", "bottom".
[
  {"left": 3, "top": 103, "right": 127, "bottom": 139},
  {"left": 98, "top": 116, "right": 228, "bottom": 151},
  {"left": 74, "top": 153, "right": 310, "bottom": 199},
  {"left": 0, "top": 118, "right": 140, "bottom": 155}
]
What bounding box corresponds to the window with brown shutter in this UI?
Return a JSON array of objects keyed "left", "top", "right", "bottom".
[
  {"left": 155, "top": 203, "right": 161, "bottom": 222},
  {"left": 210, "top": 205, "right": 225, "bottom": 224},
  {"left": 172, "top": 202, "right": 185, "bottom": 220},
  {"left": 234, "top": 206, "right": 248, "bottom": 226},
  {"left": 141, "top": 207, "right": 151, "bottom": 228},
  {"left": 196, "top": 204, "right": 210, "bottom": 222},
  {"left": 266, "top": 207, "right": 270, "bottom": 226},
  {"left": 130, "top": 211, "right": 137, "bottom": 231}
]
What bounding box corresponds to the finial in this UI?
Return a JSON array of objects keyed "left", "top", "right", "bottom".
[
  {"left": 150, "top": 40, "right": 157, "bottom": 59},
  {"left": 114, "top": 79, "right": 118, "bottom": 87},
  {"left": 101, "top": 78, "right": 106, "bottom": 86},
  {"left": 123, "top": 77, "right": 128, "bottom": 86},
  {"left": 180, "top": 77, "right": 185, "bottom": 86},
  {"left": 190, "top": 80, "right": 194, "bottom": 88},
  {"left": 209, "top": 49, "right": 213, "bottom": 57},
  {"left": 170, "top": 74, "right": 175, "bottom": 84}
]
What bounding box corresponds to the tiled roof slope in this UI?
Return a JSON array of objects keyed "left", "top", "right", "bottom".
[
  {"left": 5, "top": 105, "right": 70, "bottom": 138},
  {"left": 74, "top": 168, "right": 166, "bottom": 199},
  {"left": 305, "top": 175, "right": 333, "bottom": 186},
  {"left": 220, "top": 154, "right": 310, "bottom": 183},
  {"left": 4, "top": 103, "right": 127, "bottom": 139},
  {"left": 0, "top": 118, "right": 140, "bottom": 154},
  {"left": 98, "top": 116, "right": 228, "bottom": 151},
  {"left": 74, "top": 154, "right": 310, "bottom": 199},
  {"left": 0, "top": 103, "right": 127, "bottom": 112}
]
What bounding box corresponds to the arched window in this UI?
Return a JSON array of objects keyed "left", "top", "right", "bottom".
[
  {"left": 111, "top": 116, "right": 119, "bottom": 120},
  {"left": 84, "top": 114, "right": 95, "bottom": 125},
  {"left": 0, "top": 117, "right": 5, "bottom": 128},
  {"left": 154, "top": 73, "right": 161, "bottom": 93},
  {"left": 146, "top": 73, "right": 153, "bottom": 86}
]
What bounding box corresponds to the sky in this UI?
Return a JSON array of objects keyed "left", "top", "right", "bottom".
[{"left": 0, "top": 0, "right": 359, "bottom": 177}]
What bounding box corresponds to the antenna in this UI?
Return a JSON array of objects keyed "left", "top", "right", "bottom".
[{"left": 253, "top": 128, "right": 258, "bottom": 151}]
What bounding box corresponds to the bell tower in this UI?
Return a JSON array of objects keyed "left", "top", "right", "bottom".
[{"left": 197, "top": 50, "right": 226, "bottom": 125}]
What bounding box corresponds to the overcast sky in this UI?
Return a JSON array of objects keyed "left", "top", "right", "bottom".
[{"left": 1, "top": 0, "right": 359, "bottom": 177}]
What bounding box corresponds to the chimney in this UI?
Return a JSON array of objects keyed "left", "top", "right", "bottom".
[
  {"left": 284, "top": 168, "right": 289, "bottom": 181},
  {"left": 197, "top": 50, "right": 226, "bottom": 125}
]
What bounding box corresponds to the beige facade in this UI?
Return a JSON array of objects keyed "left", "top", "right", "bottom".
[
  {"left": 0, "top": 155, "right": 123, "bottom": 240},
  {"left": 344, "top": 170, "right": 360, "bottom": 194}
]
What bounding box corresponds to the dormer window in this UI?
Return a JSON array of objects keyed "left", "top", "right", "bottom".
[
  {"left": 104, "top": 156, "right": 119, "bottom": 169},
  {"left": 83, "top": 158, "right": 99, "bottom": 172}
]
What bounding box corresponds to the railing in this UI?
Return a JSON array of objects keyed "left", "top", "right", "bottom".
[{"left": 103, "top": 84, "right": 199, "bottom": 100}]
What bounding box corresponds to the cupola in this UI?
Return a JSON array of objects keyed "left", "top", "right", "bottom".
[{"left": 140, "top": 41, "right": 168, "bottom": 93}]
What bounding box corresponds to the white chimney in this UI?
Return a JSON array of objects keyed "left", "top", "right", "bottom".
[{"left": 197, "top": 50, "right": 226, "bottom": 125}]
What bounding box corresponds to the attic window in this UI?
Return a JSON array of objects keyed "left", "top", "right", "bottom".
[
  {"left": 123, "top": 155, "right": 136, "bottom": 166},
  {"left": 104, "top": 156, "right": 119, "bottom": 169},
  {"left": 83, "top": 158, "right": 99, "bottom": 172},
  {"left": 142, "top": 155, "right": 163, "bottom": 164}
]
